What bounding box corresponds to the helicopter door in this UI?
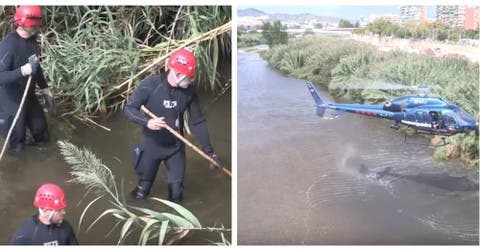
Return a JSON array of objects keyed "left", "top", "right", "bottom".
[
  {"left": 429, "top": 111, "right": 441, "bottom": 129},
  {"left": 441, "top": 110, "right": 457, "bottom": 131}
]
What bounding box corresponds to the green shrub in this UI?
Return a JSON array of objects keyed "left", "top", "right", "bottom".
[
  {"left": 433, "top": 146, "right": 448, "bottom": 161},
  {"left": 238, "top": 33, "right": 265, "bottom": 48}
]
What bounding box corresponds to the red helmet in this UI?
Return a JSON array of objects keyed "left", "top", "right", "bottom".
[
  {"left": 167, "top": 48, "right": 197, "bottom": 77},
  {"left": 15, "top": 6, "right": 43, "bottom": 27},
  {"left": 33, "top": 183, "right": 66, "bottom": 210}
]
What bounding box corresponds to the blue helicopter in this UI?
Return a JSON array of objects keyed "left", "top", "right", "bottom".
[{"left": 306, "top": 82, "right": 479, "bottom": 136}]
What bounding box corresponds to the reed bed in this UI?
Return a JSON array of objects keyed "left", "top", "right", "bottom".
[{"left": 1, "top": 6, "right": 231, "bottom": 120}]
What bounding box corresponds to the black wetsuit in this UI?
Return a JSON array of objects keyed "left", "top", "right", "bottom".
[
  {"left": 124, "top": 73, "right": 213, "bottom": 201},
  {"left": 0, "top": 30, "right": 49, "bottom": 151},
  {"left": 10, "top": 214, "right": 78, "bottom": 245}
]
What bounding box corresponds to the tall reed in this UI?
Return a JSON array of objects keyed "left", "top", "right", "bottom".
[{"left": 1, "top": 6, "right": 231, "bottom": 119}]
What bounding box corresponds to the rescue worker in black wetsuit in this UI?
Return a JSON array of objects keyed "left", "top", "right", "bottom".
[
  {"left": 0, "top": 6, "right": 54, "bottom": 153},
  {"left": 124, "top": 48, "right": 223, "bottom": 202},
  {"left": 430, "top": 111, "right": 440, "bottom": 129},
  {"left": 11, "top": 183, "right": 78, "bottom": 245}
]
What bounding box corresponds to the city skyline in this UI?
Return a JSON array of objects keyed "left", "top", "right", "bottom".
[{"left": 239, "top": 5, "right": 476, "bottom": 21}]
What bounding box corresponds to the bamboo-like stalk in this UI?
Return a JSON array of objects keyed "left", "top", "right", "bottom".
[
  {"left": 2, "top": 7, "right": 232, "bottom": 123},
  {"left": 112, "top": 21, "right": 231, "bottom": 97},
  {"left": 165, "top": 5, "right": 184, "bottom": 62},
  {"left": 82, "top": 117, "right": 112, "bottom": 132},
  {"left": 140, "top": 105, "right": 231, "bottom": 177}
]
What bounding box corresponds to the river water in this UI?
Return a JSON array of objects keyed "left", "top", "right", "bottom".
[
  {"left": 237, "top": 50, "right": 478, "bottom": 245},
  {"left": 0, "top": 89, "right": 231, "bottom": 245}
]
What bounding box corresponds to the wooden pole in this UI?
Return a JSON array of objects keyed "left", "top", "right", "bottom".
[
  {"left": 0, "top": 76, "right": 32, "bottom": 161},
  {"left": 141, "top": 105, "right": 231, "bottom": 177}
]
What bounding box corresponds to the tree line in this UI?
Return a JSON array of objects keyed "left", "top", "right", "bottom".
[
  {"left": 239, "top": 18, "right": 479, "bottom": 49},
  {"left": 359, "top": 19, "right": 479, "bottom": 41}
]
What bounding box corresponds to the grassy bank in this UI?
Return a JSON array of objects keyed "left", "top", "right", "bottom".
[
  {"left": 262, "top": 35, "right": 479, "bottom": 168},
  {"left": 238, "top": 32, "right": 265, "bottom": 48},
  {"left": 1, "top": 6, "right": 231, "bottom": 120}
]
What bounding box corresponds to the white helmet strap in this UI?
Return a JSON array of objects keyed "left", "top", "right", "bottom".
[
  {"left": 38, "top": 208, "right": 57, "bottom": 224},
  {"left": 171, "top": 69, "right": 190, "bottom": 88}
]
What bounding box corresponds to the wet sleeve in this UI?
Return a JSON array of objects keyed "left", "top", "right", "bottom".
[
  {"left": 188, "top": 92, "right": 214, "bottom": 154},
  {"left": 0, "top": 43, "right": 24, "bottom": 86},
  {"left": 124, "top": 80, "right": 150, "bottom": 128},
  {"left": 34, "top": 66, "right": 48, "bottom": 90}
]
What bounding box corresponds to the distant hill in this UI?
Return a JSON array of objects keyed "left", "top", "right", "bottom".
[
  {"left": 269, "top": 13, "right": 342, "bottom": 23},
  {"left": 238, "top": 8, "right": 347, "bottom": 24},
  {"left": 238, "top": 8, "right": 267, "bottom": 17}
]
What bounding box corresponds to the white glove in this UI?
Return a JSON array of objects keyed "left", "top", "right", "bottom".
[
  {"left": 20, "top": 55, "right": 39, "bottom": 76},
  {"left": 20, "top": 63, "right": 33, "bottom": 76}
]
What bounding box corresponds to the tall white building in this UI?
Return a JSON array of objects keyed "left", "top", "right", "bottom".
[{"left": 399, "top": 5, "right": 426, "bottom": 24}]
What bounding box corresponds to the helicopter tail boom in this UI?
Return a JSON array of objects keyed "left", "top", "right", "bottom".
[{"left": 306, "top": 82, "right": 327, "bottom": 117}]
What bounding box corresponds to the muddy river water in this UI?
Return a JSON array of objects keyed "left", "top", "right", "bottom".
[
  {"left": 0, "top": 89, "right": 231, "bottom": 245},
  {"left": 237, "top": 51, "right": 478, "bottom": 245}
]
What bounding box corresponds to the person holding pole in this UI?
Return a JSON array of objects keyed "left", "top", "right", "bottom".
[
  {"left": 124, "top": 48, "right": 223, "bottom": 202},
  {"left": 0, "top": 6, "right": 54, "bottom": 153}
]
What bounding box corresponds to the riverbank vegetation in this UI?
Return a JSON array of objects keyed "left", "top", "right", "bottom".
[
  {"left": 262, "top": 35, "right": 478, "bottom": 168},
  {"left": 0, "top": 6, "right": 231, "bottom": 121},
  {"left": 238, "top": 31, "right": 265, "bottom": 48},
  {"left": 238, "top": 21, "right": 288, "bottom": 48}
]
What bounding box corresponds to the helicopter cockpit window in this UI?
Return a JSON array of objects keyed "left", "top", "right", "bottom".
[
  {"left": 442, "top": 111, "right": 456, "bottom": 127},
  {"left": 455, "top": 107, "right": 476, "bottom": 124}
]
